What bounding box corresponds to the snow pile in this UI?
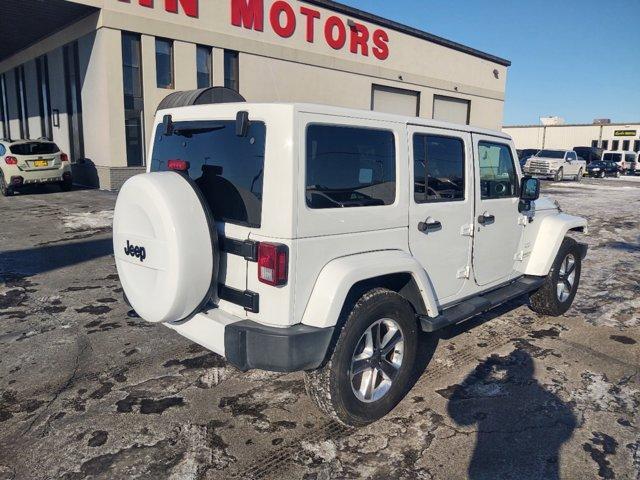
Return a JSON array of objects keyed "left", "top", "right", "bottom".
[{"left": 62, "top": 210, "right": 113, "bottom": 231}]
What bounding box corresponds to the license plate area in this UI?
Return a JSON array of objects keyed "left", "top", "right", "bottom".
[{"left": 33, "top": 160, "right": 49, "bottom": 167}]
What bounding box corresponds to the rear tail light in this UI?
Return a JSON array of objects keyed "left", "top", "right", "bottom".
[
  {"left": 168, "top": 159, "right": 190, "bottom": 171},
  {"left": 60, "top": 153, "right": 69, "bottom": 162},
  {"left": 258, "top": 243, "right": 288, "bottom": 286},
  {"left": 5, "top": 156, "right": 17, "bottom": 165}
]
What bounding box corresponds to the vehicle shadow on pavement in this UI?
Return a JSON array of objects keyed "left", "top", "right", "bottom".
[
  {"left": 441, "top": 349, "right": 577, "bottom": 480},
  {"left": 0, "top": 238, "right": 113, "bottom": 278}
]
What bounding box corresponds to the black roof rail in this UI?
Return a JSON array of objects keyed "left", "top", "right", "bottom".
[{"left": 157, "top": 87, "right": 246, "bottom": 112}]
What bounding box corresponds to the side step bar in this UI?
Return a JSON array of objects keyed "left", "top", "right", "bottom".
[{"left": 419, "top": 276, "right": 545, "bottom": 333}]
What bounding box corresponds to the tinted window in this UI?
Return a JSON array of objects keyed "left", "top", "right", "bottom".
[
  {"left": 625, "top": 154, "right": 635, "bottom": 162},
  {"left": 306, "top": 125, "right": 396, "bottom": 209},
  {"left": 414, "top": 134, "right": 465, "bottom": 203},
  {"left": 536, "top": 150, "right": 565, "bottom": 159},
  {"left": 10, "top": 142, "right": 60, "bottom": 155},
  {"left": 150, "top": 121, "right": 266, "bottom": 228},
  {"left": 591, "top": 140, "right": 598, "bottom": 148},
  {"left": 602, "top": 140, "right": 609, "bottom": 150},
  {"left": 155, "top": 38, "right": 174, "bottom": 89},
  {"left": 603, "top": 153, "right": 622, "bottom": 163},
  {"left": 611, "top": 140, "right": 619, "bottom": 151},
  {"left": 196, "top": 45, "right": 212, "bottom": 89},
  {"left": 622, "top": 140, "right": 630, "bottom": 151},
  {"left": 224, "top": 50, "right": 239, "bottom": 92},
  {"left": 478, "top": 141, "right": 518, "bottom": 200},
  {"left": 634, "top": 140, "right": 640, "bottom": 153},
  {"left": 567, "top": 152, "right": 577, "bottom": 160}
]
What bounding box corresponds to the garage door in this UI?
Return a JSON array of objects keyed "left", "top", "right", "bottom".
[
  {"left": 372, "top": 85, "right": 420, "bottom": 117},
  {"left": 433, "top": 95, "right": 470, "bottom": 125}
]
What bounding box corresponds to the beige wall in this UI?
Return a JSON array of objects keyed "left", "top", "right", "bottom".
[{"left": 504, "top": 124, "right": 640, "bottom": 150}]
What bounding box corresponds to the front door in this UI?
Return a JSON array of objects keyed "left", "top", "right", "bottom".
[
  {"left": 409, "top": 126, "right": 474, "bottom": 303},
  {"left": 472, "top": 135, "right": 523, "bottom": 286}
]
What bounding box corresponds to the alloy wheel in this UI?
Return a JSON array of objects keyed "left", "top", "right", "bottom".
[
  {"left": 557, "top": 254, "right": 577, "bottom": 302},
  {"left": 350, "top": 318, "right": 404, "bottom": 403}
]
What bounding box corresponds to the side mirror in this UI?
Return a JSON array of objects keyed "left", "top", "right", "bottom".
[{"left": 520, "top": 176, "right": 540, "bottom": 201}]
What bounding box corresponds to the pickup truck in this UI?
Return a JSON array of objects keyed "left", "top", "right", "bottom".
[{"left": 523, "top": 149, "right": 586, "bottom": 182}]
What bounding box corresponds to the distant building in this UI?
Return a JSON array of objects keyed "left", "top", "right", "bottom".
[
  {"left": 540, "top": 116, "right": 565, "bottom": 126},
  {"left": 504, "top": 121, "right": 640, "bottom": 152}
]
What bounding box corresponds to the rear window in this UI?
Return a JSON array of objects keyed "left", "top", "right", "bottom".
[
  {"left": 150, "top": 120, "right": 266, "bottom": 228},
  {"left": 603, "top": 153, "right": 622, "bottom": 163},
  {"left": 306, "top": 125, "right": 396, "bottom": 209},
  {"left": 10, "top": 142, "right": 60, "bottom": 155}
]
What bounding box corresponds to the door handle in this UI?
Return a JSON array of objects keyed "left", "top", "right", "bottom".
[
  {"left": 478, "top": 213, "right": 496, "bottom": 226},
  {"left": 418, "top": 218, "right": 443, "bottom": 233}
]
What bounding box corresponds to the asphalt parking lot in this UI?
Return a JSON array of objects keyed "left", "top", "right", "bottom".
[{"left": 0, "top": 178, "right": 638, "bottom": 480}]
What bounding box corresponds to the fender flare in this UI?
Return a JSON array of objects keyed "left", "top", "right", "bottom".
[
  {"left": 301, "top": 250, "right": 439, "bottom": 329},
  {"left": 522, "top": 213, "right": 588, "bottom": 276}
]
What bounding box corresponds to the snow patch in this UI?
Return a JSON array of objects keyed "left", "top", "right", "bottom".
[{"left": 62, "top": 210, "right": 113, "bottom": 231}]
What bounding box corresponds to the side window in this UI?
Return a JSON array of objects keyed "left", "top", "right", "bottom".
[
  {"left": 478, "top": 141, "right": 518, "bottom": 200},
  {"left": 306, "top": 125, "right": 396, "bottom": 209},
  {"left": 625, "top": 153, "right": 635, "bottom": 163},
  {"left": 622, "top": 140, "right": 630, "bottom": 151},
  {"left": 602, "top": 140, "right": 609, "bottom": 150},
  {"left": 567, "top": 151, "right": 577, "bottom": 161},
  {"left": 413, "top": 134, "right": 465, "bottom": 203},
  {"left": 611, "top": 140, "right": 620, "bottom": 151}
]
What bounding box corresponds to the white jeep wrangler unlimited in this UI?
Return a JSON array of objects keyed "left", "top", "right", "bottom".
[{"left": 113, "top": 90, "right": 588, "bottom": 426}]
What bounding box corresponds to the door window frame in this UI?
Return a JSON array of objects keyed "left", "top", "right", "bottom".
[{"left": 476, "top": 139, "right": 520, "bottom": 200}]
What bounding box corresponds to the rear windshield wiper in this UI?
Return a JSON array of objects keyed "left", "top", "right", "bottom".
[{"left": 173, "top": 125, "right": 226, "bottom": 137}]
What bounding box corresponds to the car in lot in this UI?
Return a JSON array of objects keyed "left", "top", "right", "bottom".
[
  {"left": 573, "top": 146, "right": 603, "bottom": 165},
  {"left": 586, "top": 160, "right": 623, "bottom": 178},
  {"left": 113, "top": 93, "right": 588, "bottom": 426},
  {"left": 523, "top": 149, "right": 586, "bottom": 182},
  {"left": 623, "top": 152, "right": 639, "bottom": 175},
  {"left": 601, "top": 150, "right": 634, "bottom": 172},
  {"left": 0, "top": 139, "right": 72, "bottom": 196}
]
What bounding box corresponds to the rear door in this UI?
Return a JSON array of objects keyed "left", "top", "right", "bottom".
[
  {"left": 408, "top": 126, "right": 474, "bottom": 303},
  {"left": 472, "top": 135, "right": 523, "bottom": 286},
  {"left": 149, "top": 119, "right": 267, "bottom": 317}
]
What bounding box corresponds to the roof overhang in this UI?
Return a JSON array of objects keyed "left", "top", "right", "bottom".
[{"left": 0, "top": 0, "right": 99, "bottom": 63}]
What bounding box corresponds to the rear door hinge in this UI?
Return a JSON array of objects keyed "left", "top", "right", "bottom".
[
  {"left": 514, "top": 250, "right": 525, "bottom": 262},
  {"left": 460, "top": 224, "right": 474, "bottom": 237},
  {"left": 518, "top": 215, "right": 529, "bottom": 226},
  {"left": 456, "top": 266, "right": 471, "bottom": 279}
]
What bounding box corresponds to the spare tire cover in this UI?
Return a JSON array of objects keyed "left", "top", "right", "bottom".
[{"left": 113, "top": 172, "right": 218, "bottom": 323}]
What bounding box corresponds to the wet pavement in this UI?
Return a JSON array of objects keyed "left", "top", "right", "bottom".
[{"left": 0, "top": 179, "right": 638, "bottom": 480}]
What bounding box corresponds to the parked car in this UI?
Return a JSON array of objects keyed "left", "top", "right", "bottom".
[
  {"left": 0, "top": 139, "right": 72, "bottom": 196},
  {"left": 586, "top": 160, "right": 623, "bottom": 178},
  {"left": 623, "top": 152, "right": 639, "bottom": 175},
  {"left": 573, "top": 146, "right": 603, "bottom": 165},
  {"left": 601, "top": 150, "right": 633, "bottom": 171},
  {"left": 523, "top": 149, "right": 586, "bottom": 182},
  {"left": 113, "top": 98, "right": 588, "bottom": 426},
  {"left": 518, "top": 148, "right": 539, "bottom": 166}
]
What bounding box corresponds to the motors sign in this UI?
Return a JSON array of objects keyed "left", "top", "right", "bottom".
[
  {"left": 118, "top": 0, "right": 199, "bottom": 18},
  {"left": 231, "top": 0, "right": 390, "bottom": 60}
]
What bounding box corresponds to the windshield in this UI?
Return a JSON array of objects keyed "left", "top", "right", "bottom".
[
  {"left": 10, "top": 142, "right": 60, "bottom": 155},
  {"left": 603, "top": 153, "right": 622, "bottom": 163},
  {"left": 150, "top": 120, "right": 266, "bottom": 228},
  {"left": 536, "top": 150, "right": 565, "bottom": 159}
]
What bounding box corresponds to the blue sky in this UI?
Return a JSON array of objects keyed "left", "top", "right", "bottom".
[{"left": 339, "top": 0, "right": 640, "bottom": 125}]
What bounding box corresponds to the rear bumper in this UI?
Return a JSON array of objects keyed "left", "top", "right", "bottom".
[
  {"left": 165, "top": 309, "right": 334, "bottom": 373},
  {"left": 2, "top": 164, "right": 71, "bottom": 185}
]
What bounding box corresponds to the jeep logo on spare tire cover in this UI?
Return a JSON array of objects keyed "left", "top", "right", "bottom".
[
  {"left": 113, "top": 172, "right": 219, "bottom": 324},
  {"left": 124, "top": 240, "right": 146, "bottom": 262}
]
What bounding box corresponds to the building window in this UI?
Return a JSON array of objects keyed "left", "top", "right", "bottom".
[
  {"left": 15, "top": 66, "right": 29, "bottom": 139},
  {"left": 622, "top": 140, "right": 630, "bottom": 151},
  {"left": 224, "top": 50, "right": 239, "bottom": 92},
  {"left": 196, "top": 45, "right": 212, "bottom": 89},
  {"left": 36, "top": 56, "right": 53, "bottom": 141},
  {"left": 64, "top": 42, "right": 84, "bottom": 162},
  {"left": 122, "top": 32, "right": 145, "bottom": 167},
  {"left": 0, "top": 74, "right": 9, "bottom": 140},
  {"left": 591, "top": 140, "right": 598, "bottom": 148},
  {"left": 155, "top": 38, "right": 174, "bottom": 89},
  {"left": 601, "top": 140, "right": 608, "bottom": 150},
  {"left": 611, "top": 140, "right": 619, "bottom": 151},
  {"left": 413, "top": 134, "right": 465, "bottom": 203},
  {"left": 634, "top": 140, "right": 640, "bottom": 153}
]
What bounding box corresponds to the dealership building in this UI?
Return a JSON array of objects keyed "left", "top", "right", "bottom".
[
  {"left": 0, "top": 0, "right": 511, "bottom": 190},
  {"left": 504, "top": 122, "right": 640, "bottom": 153}
]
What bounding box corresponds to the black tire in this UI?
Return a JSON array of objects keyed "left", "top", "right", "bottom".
[
  {"left": 304, "top": 288, "right": 418, "bottom": 427},
  {"left": 529, "top": 237, "right": 582, "bottom": 316},
  {"left": 554, "top": 168, "right": 564, "bottom": 182},
  {"left": 615, "top": 170, "right": 621, "bottom": 178},
  {"left": 0, "top": 172, "right": 13, "bottom": 197},
  {"left": 599, "top": 170, "right": 606, "bottom": 178},
  {"left": 575, "top": 169, "right": 583, "bottom": 182},
  {"left": 60, "top": 178, "right": 73, "bottom": 192}
]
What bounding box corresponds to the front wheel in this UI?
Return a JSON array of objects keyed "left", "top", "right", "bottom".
[
  {"left": 554, "top": 168, "right": 564, "bottom": 182},
  {"left": 529, "top": 237, "right": 582, "bottom": 316},
  {"left": 599, "top": 170, "right": 606, "bottom": 178},
  {"left": 0, "top": 172, "right": 13, "bottom": 197},
  {"left": 615, "top": 170, "right": 621, "bottom": 178},
  {"left": 575, "top": 169, "right": 583, "bottom": 182},
  {"left": 304, "top": 288, "right": 418, "bottom": 427}
]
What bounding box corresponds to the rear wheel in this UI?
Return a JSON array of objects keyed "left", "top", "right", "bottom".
[
  {"left": 0, "top": 172, "right": 13, "bottom": 197},
  {"left": 529, "top": 237, "right": 582, "bottom": 316},
  {"left": 304, "top": 288, "right": 418, "bottom": 427},
  {"left": 599, "top": 170, "right": 606, "bottom": 178},
  {"left": 60, "top": 178, "right": 73, "bottom": 192},
  {"left": 554, "top": 168, "right": 564, "bottom": 182}
]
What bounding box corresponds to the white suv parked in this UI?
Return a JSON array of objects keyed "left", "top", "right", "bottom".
[
  {"left": 113, "top": 96, "right": 588, "bottom": 426},
  {"left": 523, "top": 149, "right": 586, "bottom": 182}
]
